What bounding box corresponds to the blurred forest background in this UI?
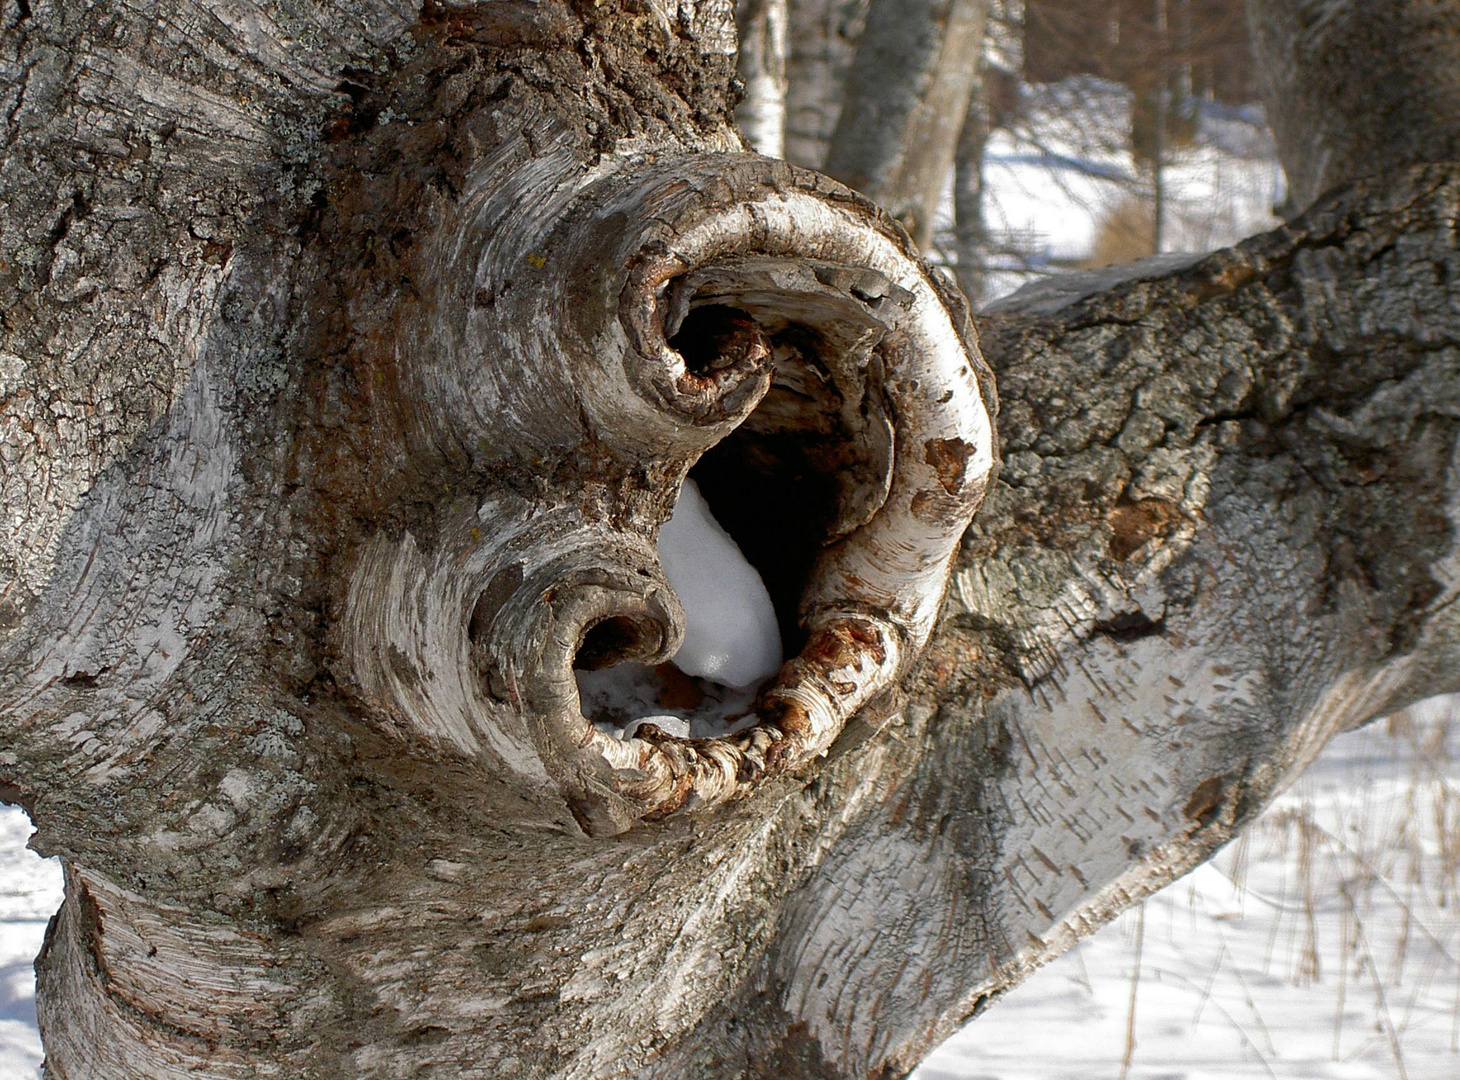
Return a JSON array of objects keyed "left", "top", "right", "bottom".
[{"left": 737, "top": 0, "right": 1280, "bottom": 307}]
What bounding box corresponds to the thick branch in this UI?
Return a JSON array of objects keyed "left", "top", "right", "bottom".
[{"left": 1249, "top": 0, "right": 1460, "bottom": 212}]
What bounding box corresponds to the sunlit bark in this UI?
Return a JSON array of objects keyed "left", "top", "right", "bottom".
[{"left": 2, "top": 1, "right": 1459, "bottom": 1077}]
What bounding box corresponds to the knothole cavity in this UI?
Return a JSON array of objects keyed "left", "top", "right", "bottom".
[
  {"left": 573, "top": 269, "right": 913, "bottom": 749},
  {"left": 574, "top": 275, "right": 901, "bottom": 747}
]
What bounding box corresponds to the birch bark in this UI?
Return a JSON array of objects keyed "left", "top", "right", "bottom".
[
  {"left": 783, "top": 0, "right": 867, "bottom": 168},
  {"left": 1, "top": 2, "right": 1458, "bottom": 1078},
  {"left": 735, "top": 0, "right": 789, "bottom": 156}
]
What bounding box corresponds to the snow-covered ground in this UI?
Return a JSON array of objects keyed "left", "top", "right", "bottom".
[
  {"left": 933, "top": 77, "right": 1285, "bottom": 303},
  {"left": 0, "top": 804, "right": 61, "bottom": 1080}
]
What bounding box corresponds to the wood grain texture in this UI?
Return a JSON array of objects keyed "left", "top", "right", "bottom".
[{"left": 3, "top": 1, "right": 1460, "bottom": 1077}]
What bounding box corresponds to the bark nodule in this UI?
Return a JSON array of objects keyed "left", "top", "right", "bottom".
[{"left": 338, "top": 152, "right": 997, "bottom": 836}]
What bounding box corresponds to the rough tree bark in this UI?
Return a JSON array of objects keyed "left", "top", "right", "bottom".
[{"left": 3, "top": 1, "right": 1459, "bottom": 1078}]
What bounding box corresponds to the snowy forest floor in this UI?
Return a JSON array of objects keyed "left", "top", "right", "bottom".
[{"left": 0, "top": 805, "right": 58, "bottom": 1079}]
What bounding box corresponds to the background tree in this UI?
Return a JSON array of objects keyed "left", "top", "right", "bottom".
[
  {"left": 1249, "top": 0, "right": 1460, "bottom": 215},
  {"left": 3, "top": 1, "right": 1460, "bottom": 1078},
  {"left": 823, "top": 0, "right": 991, "bottom": 249},
  {"left": 950, "top": 0, "right": 1020, "bottom": 301},
  {"left": 736, "top": 0, "right": 790, "bottom": 156},
  {"left": 782, "top": 0, "right": 868, "bottom": 167},
  {"left": 758, "top": 0, "right": 1262, "bottom": 301}
]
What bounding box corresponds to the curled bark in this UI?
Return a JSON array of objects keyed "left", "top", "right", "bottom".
[{"left": 339, "top": 153, "right": 996, "bottom": 834}]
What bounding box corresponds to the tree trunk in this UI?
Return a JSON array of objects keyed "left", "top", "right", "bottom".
[
  {"left": 953, "top": 80, "right": 992, "bottom": 301},
  {"left": 782, "top": 0, "right": 868, "bottom": 168},
  {"left": 735, "top": 0, "right": 790, "bottom": 156},
  {"left": 824, "top": 0, "right": 993, "bottom": 250},
  {"left": 952, "top": 1, "right": 1020, "bottom": 306},
  {"left": 1248, "top": 0, "right": 1460, "bottom": 214},
  {"left": 3, "top": 2, "right": 1460, "bottom": 1078}
]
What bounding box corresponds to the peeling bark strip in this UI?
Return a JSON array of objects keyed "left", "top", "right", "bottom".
[
  {"left": 342, "top": 154, "right": 995, "bottom": 834},
  {"left": 5, "top": 0, "right": 1460, "bottom": 1077}
]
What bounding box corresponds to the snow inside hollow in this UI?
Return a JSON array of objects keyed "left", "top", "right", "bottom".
[
  {"left": 575, "top": 663, "right": 762, "bottom": 741},
  {"left": 656, "top": 478, "right": 782, "bottom": 689},
  {"left": 575, "top": 477, "right": 783, "bottom": 740}
]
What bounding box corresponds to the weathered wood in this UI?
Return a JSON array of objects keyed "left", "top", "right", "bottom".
[{"left": 3, "top": 1, "right": 1460, "bottom": 1077}]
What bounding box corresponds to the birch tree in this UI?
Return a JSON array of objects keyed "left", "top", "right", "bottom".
[{"left": 2, "top": 0, "right": 1459, "bottom": 1076}]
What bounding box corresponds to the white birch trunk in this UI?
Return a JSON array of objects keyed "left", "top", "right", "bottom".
[
  {"left": 783, "top": 0, "right": 867, "bottom": 168},
  {"left": 2, "top": 2, "right": 1460, "bottom": 1077},
  {"left": 735, "top": 0, "right": 789, "bottom": 156}
]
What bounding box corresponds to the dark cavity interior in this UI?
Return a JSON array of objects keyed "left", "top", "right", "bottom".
[
  {"left": 667, "top": 304, "right": 765, "bottom": 376},
  {"left": 574, "top": 289, "right": 889, "bottom": 738},
  {"left": 689, "top": 319, "right": 880, "bottom": 655},
  {"left": 690, "top": 426, "right": 837, "bottom": 657},
  {"left": 573, "top": 615, "right": 652, "bottom": 671}
]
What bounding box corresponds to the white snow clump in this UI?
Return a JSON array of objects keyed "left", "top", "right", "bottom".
[{"left": 657, "top": 477, "right": 783, "bottom": 688}]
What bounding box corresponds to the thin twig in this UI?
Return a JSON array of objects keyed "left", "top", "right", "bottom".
[{"left": 1119, "top": 901, "right": 1145, "bottom": 1080}]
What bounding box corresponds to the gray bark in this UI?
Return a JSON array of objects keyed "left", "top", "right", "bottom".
[
  {"left": 824, "top": 0, "right": 993, "bottom": 250},
  {"left": 952, "top": 73, "right": 992, "bottom": 302},
  {"left": 1248, "top": 0, "right": 1460, "bottom": 214},
  {"left": 2, "top": 2, "right": 1460, "bottom": 1078},
  {"left": 782, "top": 0, "right": 867, "bottom": 168}
]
